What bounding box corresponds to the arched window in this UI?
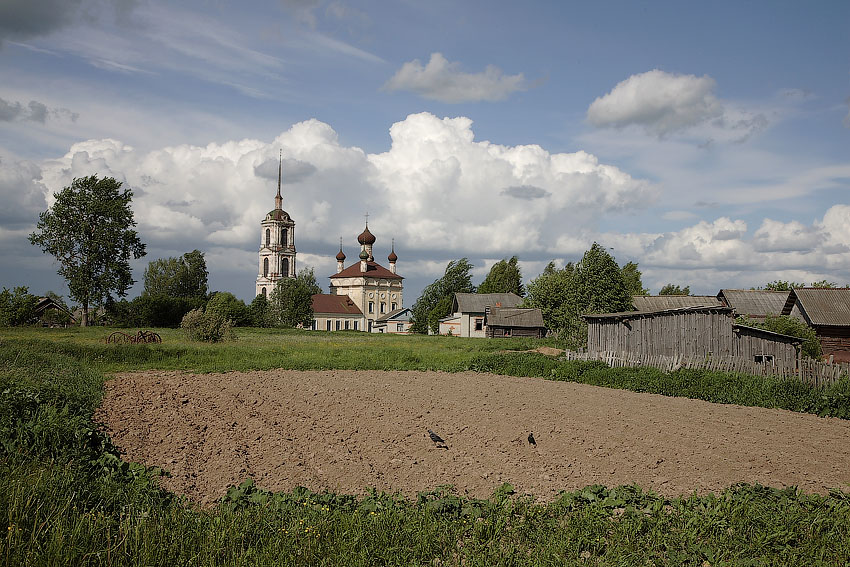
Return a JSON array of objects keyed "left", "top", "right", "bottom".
[
  {"left": 261, "top": 287, "right": 267, "bottom": 297},
  {"left": 263, "top": 257, "right": 269, "bottom": 277},
  {"left": 281, "top": 228, "right": 288, "bottom": 247},
  {"left": 282, "top": 258, "right": 289, "bottom": 277},
  {"left": 265, "top": 228, "right": 270, "bottom": 246}
]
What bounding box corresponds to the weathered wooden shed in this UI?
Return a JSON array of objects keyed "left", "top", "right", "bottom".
[
  {"left": 782, "top": 288, "right": 850, "bottom": 362},
  {"left": 583, "top": 306, "right": 800, "bottom": 367},
  {"left": 484, "top": 307, "right": 546, "bottom": 338},
  {"left": 717, "top": 289, "right": 790, "bottom": 321}
]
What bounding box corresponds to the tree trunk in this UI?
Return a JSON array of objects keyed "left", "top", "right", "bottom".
[{"left": 81, "top": 301, "right": 89, "bottom": 327}]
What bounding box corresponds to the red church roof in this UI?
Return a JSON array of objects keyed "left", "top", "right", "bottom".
[
  {"left": 331, "top": 261, "right": 403, "bottom": 280},
  {"left": 311, "top": 294, "right": 363, "bottom": 315}
]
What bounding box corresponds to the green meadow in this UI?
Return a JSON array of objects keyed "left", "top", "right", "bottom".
[{"left": 2, "top": 327, "right": 849, "bottom": 566}]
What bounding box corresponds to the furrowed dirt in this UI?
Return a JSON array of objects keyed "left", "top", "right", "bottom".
[{"left": 97, "top": 369, "right": 850, "bottom": 505}]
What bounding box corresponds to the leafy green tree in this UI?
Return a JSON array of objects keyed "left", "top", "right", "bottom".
[
  {"left": 659, "top": 283, "right": 690, "bottom": 296},
  {"left": 524, "top": 261, "right": 573, "bottom": 334},
  {"left": 477, "top": 256, "right": 525, "bottom": 296},
  {"left": 621, "top": 261, "right": 649, "bottom": 296},
  {"left": 143, "top": 250, "right": 208, "bottom": 298},
  {"left": 762, "top": 280, "right": 804, "bottom": 291},
  {"left": 737, "top": 314, "right": 822, "bottom": 360},
  {"left": 29, "top": 175, "right": 146, "bottom": 326},
  {"left": 810, "top": 280, "right": 837, "bottom": 289},
  {"left": 410, "top": 258, "right": 475, "bottom": 334},
  {"left": 0, "top": 286, "right": 38, "bottom": 326},
  {"left": 250, "top": 293, "right": 271, "bottom": 327},
  {"left": 206, "top": 292, "right": 251, "bottom": 327},
  {"left": 268, "top": 268, "right": 321, "bottom": 328}
]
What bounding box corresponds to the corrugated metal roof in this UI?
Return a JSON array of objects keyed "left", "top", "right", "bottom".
[
  {"left": 453, "top": 292, "right": 523, "bottom": 313},
  {"left": 311, "top": 294, "right": 362, "bottom": 315},
  {"left": 376, "top": 308, "right": 412, "bottom": 322},
  {"left": 732, "top": 324, "right": 802, "bottom": 344},
  {"left": 717, "top": 289, "right": 790, "bottom": 318},
  {"left": 784, "top": 288, "right": 850, "bottom": 326},
  {"left": 632, "top": 295, "right": 722, "bottom": 311},
  {"left": 486, "top": 307, "right": 545, "bottom": 328}
]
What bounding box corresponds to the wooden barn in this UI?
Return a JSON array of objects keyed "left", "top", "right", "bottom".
[
  {"left": 782, "top": 288, "right": 850, "bottom": 362},
  {"left": 484, "top": 307, "right": 546, "bottom": 338},
  {"left": 583, "top": 306, "right": 801, "bottom": 367},
  {"left": 717, "top": 289, "right": 790, "bottom": 322}
]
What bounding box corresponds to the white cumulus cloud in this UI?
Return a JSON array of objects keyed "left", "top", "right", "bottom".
[{"left": 384, "top": 53, "right": 526, "bottom": 103}]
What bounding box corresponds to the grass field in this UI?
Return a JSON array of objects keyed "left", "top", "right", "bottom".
[{"left": 2, "top": 327, "right": 850, "bottom": 565}]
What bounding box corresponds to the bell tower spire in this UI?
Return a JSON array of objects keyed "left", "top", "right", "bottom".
[{"left": 275, "top": 149, "right": 283, "bottom": 211}]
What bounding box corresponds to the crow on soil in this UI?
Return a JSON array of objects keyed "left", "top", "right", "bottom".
[
  {"left": 427, "top": 428, "right": 448, "bottom": 448},
  {"left": 527, "top": 432, "right": 536, "bottom": 446}
]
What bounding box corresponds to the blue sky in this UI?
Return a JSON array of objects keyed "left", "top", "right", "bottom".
[{"left": 1, "top": 0, "right": 849, "bottom": 306}]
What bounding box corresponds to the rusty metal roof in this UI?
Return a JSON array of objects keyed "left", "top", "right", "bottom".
[
  {"left": 783, "top": 288, "right": 850, "bottom": 326},
  {"left": 486, "top": 307, "right": 545, "bottom": 328},
  {"left": 311, "top": 293, "right": 363, "bottom": 315},
  {"left": 717, "top": 289, "right": 790, "bottom": 319},
  {"left": 632, "top": 295, "right": 722, "bottom": 311}
]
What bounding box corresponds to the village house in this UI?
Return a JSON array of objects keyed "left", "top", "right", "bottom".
[
  {"left": 372, "top": 307, "right": 413, "bottom": 334},
  {"left": 717, "top": 289, "right": 790, "bottom": 322},
  {"left": 781, "top": 288, "right": 850, "bottom": 362},
  {"left": 439, "top": 293, "right": 523, "bottom": 337},
  {"left": 632, "top": 295, "right": 722, "bottom": 311},
  {"left": 484, "top": 307, "right": 546, "bottom": 338},
  {"left": 310, "top": 293, "right": 364, "bottom": 331}
]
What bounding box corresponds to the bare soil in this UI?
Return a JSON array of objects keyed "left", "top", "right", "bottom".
[{"left": 97, "top": 369, "right": 850, "bottom": 505}]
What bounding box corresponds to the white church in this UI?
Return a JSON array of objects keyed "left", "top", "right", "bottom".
[{"left": 255, "top": 157, "right": 410, "bottom": 333}]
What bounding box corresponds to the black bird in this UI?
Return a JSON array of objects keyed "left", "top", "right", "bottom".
[
  {"left": 427, "top": 429, "right": 448, "bottom": 448},
  {"left": 527, "top": 432, "right": 536, "bottom": 446}
]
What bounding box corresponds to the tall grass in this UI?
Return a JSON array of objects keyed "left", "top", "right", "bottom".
[{"left": 2, "top": 330, "right": 850, "bottom": 565}]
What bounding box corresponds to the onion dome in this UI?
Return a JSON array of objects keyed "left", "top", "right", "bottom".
[
  {"left": 336, "top": 248, "right": 346, "bottom": 261},
  {"left": 357, "top": 224, "right": 376, "bottom": 245},
  {"left": 359, "top": 248, "right": 369, "bottom": 260},
  {"left": 388, "top": 249, "right": 397, "bottom": 262}
]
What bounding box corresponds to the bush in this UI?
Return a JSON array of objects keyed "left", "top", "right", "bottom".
[
  {"left": 0, "top": 286, "right": 39, "bottom": 326},
  {"left": 179, "top": 308, "right": 234, "bottom": 342},
  {"left": 206, "top": 292, "right": 252, "bottom": 326}
]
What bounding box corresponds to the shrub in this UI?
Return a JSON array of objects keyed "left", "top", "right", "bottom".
[
  {"left": 179, "top": 308, "right": 234, "bottom": 342},
  {"left": 206, "top": 292, "right": 252, "bottom": 326}
]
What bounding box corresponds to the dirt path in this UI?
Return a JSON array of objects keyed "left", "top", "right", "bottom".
[{"left": 97, "top": 369, "right": 850, "bottom": 505}]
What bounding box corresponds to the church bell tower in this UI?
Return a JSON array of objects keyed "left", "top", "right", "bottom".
[{"left": 256, "top": 151, "right": 296, "bottom": 298}]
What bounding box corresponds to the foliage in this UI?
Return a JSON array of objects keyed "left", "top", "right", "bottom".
[
  {"left": 0, "top": 286, "right": 39, "bottom": 326},
  {"left": 206, "top": 292, "right": 252, "bottom": 327},
  {"left": 620, "top": 261, "right": 648, "bottom": 296},
  {"left": 525, "top": 244, "right": 631, "bottom": 347},
  {"left": 28, "top": 175, "right": 146, "bottom": 326},
  {"left": 477, "top": 256, "right": 525, "bottom": 296},
  {"left": 737, "top": 314, "right": 823, "bottom": 360},
  {"left": 810, "top": 279, "right": 838, "bottom": 288},
  {"left": 41, "top": 291, "right": 73, "bottom": 327},
  {"left": 106, "top": 293, "right": 207, "bottom": 328},
  {"left": 411, "top": 258, "right": 475, "bottom": 334},
  {"left": 268, "top": 268, "right": 321, "bottom": 328},
  {"left": 179, "top": 308, "right": 235, "bottom": 342},
  {"left": 658, "top": 283, "right": 690, "bottom": 295},
  {"left": 143, "top": 249, "right": 208, "bottom": 298},
  {"left": 762, "top": 280, "right": 804, "bottom": 291},
  {"left": 249, "top": 293, "right": 272, "bottom": 327}
]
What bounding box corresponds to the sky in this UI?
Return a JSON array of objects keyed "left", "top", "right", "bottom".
[{"left": 1, "top": 0, "right": 849, "bottom": 306}]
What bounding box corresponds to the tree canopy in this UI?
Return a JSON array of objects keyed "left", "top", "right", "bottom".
[
  {"left": 29, "top": 175, "right": 146, "bottom": 326},
  {"left": 143, "top": 250, "right": 208, "bottom": 298},
  {"left": 267, "top": 268, "right": 322, "bottom": 328},
  {"left": 411, "top": 258, "right": 475, "bottom": 334},
  {"left": 621, "top": 261, "right": 649, "bottom": 296},
  {"left": 206, "top": 292, "right": 251, "bottom": 327},
  {"left": 477, "top": 256, "right": 525, "bottom": 296},
  {"left": 0, "top": 286, "right": 38, "bottom": 327},
  {"left": 658, "top": 284, "right": 691, "bottom": 296}
]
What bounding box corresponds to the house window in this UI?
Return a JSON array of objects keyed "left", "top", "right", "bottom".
[
  {"left": 396, "top": 323, "right": 403, "bottom": 332},
  {"left": 754, "top": 354, "right": 774, "bottom": 363},
  {"left": 354, "top": 321, "right": 358, "bottom": 331},
  {"left": 474, "top": 318, "right": 483, "bottom": 331},
  {"left": 265, "top": 228, "right": 270, "bottom": 246},
  {"left": 391, "top": 302, "right": 397, "bottom": 311},
  {"left": 345, "top": 320, "right": 350, "bottom": 330},
  {"left": 281, "top": 228, "right": 288, "bottom": 246},
  {"left": 380, "top": 302, "right": 386, "bottom": 314},
  {"left": 282, "top": 258, "right": 289, "bottom": 278},
  {"left": 263, "top": 258, "right": 269, "bottom": 277},
  {"left": 368, "top": 302, "right": 374, "bottom": 314},
  {"left": 326, "top": 320, "right": 331, "bottom": 331},
  {"left": 336, "top": 320, "right": 341, "bottom": 331}
]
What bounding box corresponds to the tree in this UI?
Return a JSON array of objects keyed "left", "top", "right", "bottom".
[
  {"left": 249, "top": 293, "right": 271, "bottom": 327},
  {"left": 143, "top": 250, "right": 208, "bottom": 298},
  {"left": 0, "top": 286, "right": 38, "bottom": 327},
  {"left": 206, "top": 292, "right": 251, "bottom": 327},
  {"left": 410, "top": 258, "right": 475, "bottom": 334},
  {"left": 810, "top": 280, "right": 837, "bottom": 289},
  {"left": 762, "top": 280, "right": 804, "bottom": 291},
  {"left": 29, "top": 175, "right": 146, "bottom": 326},
  {"left": 268, "top": 268, "right": 321, "bottom": 328},
  {"left": 478, "top": 256, "right": 525, "bottom": 296},
  {"left": 621, "top": 261, "right": 649, "bottom": 296},
  {"left": 659, "top": 284, "right": 690, "bottom": 296}
]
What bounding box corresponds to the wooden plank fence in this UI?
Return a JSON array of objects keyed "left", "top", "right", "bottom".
[{"left": 562, "top": 350, "right": 850, "bottom": 388}]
